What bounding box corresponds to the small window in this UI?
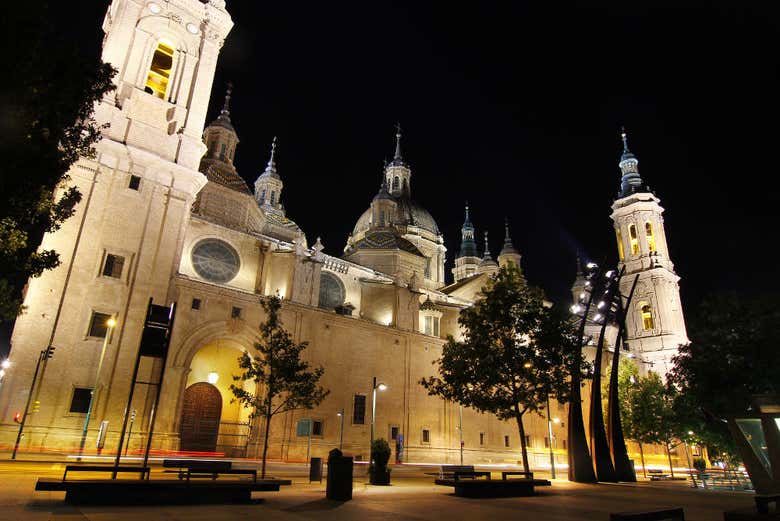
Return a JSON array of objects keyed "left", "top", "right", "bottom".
[
  {"left": 391, "top": 426, "right": 399, "bottom": 440},
  {"left": 616, "top": 228, "right": 625, "bottom": 261},
  {"left": 629, "top": 224, "right": 639, "bottom": 255},
  {"left": 504, "top": 435, "right": 510, "bottom": 448},
  {"left": 88, "top": 312, "right": 113, "bottom": 338},
  {"left": 353, "top": 395, "right": 366, "bottom": 424},
  {"left": 379, "top": 210, "right": 386, "bottom": 226},
  {"left": 544, "top": 436, "right": 550, "bottom": 449},
  {"left": 422, "top": 429, "right": 430, "bottom": 443},
  {"left": 641, "top": 304, "right": 654, "bottom": 330},
  {"left": 70, "top": 387, "right": 92, "bottom": 414},
  {"left": 129, "top": 175, "right": 141, "bottom": 191},
  {"left": 102, "top": 254, "right": 125, "bottom": 278},
  {"left": 145, "top": 41, "right": 174, "bottom": 99},
  {"left": 260, "top": 189, "right": 267, "bottom": 205},
  {"left": 645, "top": 222, "right": 656, "bottom": 252},
  {"left": 525, "top": 435, "right": 532, "bottom": 448},
  {"left": 191, "top": 298, "right": 201, "bottom": 310},
  {"left": 231, "top": 306, "right": 242, "bottom": 319},
  {"left": 563, "top": 440, "right": 567, "bottom": 450},
  {"left": 392, "top": 176, "right": 400, "bottom": 191},
  {"left": 424, "top": 257, "right": 432, "bottom": 279},
  {"left": 219, "top": 143, "right": 226, "bottom": 161},
  {"left": 479, "top": 432, "right": 485, "bottom": 446},
  {"left": 423, "top": 316, "right": 440, "bottom": 337},
  {"left": 270, "top": 191, "right": 276, "bottom": 206},
  {"left": 312, "top": 420, "right": 323, "bottom": 436}
]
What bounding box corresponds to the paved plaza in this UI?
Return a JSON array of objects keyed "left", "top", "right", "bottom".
[{"left": 0, "top": 460, "right": 756, "bottom": 521}]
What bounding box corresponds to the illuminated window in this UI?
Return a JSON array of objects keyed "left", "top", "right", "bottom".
[
  {"left": 641, "top": 304, "right": 654, "bottom": 330},
  {"left": 616, "top": 228, "right": 625, "bottom": 261},
  {"left": 629, "top": 224, "right": 639, "bottom": 255},
  {"left": 645, "top": 222, "right": 656, "bottom": 252},
  {"left": 424, "top": 315, "right": 440, "bottom": 337},
  {"left": 145, "top": 41, "right": 175, "bottom": 99}
]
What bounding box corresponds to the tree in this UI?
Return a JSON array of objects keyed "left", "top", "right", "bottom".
[
  {"left": 668, "top": 292, "right": 780, "bottom": 459},
  {"left": 0, "top": 4, "right": 116, "bottom": 322},
  {"left": 420, "top": 264, "right": 585, "bottom": 472},
  {"left": 231, "top": 296, "right": 329, "bottom": 478},
  {"left": 628, "top": 371, "right": 682, "bottom": 476}
]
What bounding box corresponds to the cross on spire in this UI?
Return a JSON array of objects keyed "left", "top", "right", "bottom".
[
  {"left": 394, "top": 122, "right": 403, "bottom": 161},
  {"left": 621, "top": 126, "right": 630, "bottom": 154},
  {"left": 221, "top": 82, "right": 233, "bottom": 116}
]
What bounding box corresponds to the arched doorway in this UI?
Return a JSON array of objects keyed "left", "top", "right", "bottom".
[{"left": 180, "top": 382, "right": 222, "bottom": 452}]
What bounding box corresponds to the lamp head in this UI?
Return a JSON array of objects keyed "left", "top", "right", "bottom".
[
  {"left": 106, "top": 317, "right": 117, "bottom": 328},
  {"left": 377, "top": 383, "right": 387, "bottom": 391}
]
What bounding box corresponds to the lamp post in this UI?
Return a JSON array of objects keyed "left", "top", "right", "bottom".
[
  {"left": 337, "top": 409, "right": 345, "bottom": 450},
  {"left": 546, "top": 395, "right": 557, "bottom": 479},
  {"left": 370, "top": 377, "right": 386, "bottom": 463},
  {"left": 78, "top": 315, "right": 116, "bottom": 460},
  {"left": 459, "top": 404, "right": 464, "bottom": 465}
]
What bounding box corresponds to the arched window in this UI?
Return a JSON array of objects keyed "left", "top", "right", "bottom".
[
  {"left": 424, "top": 257, "right": 432, "bottom": 278},
  {"left": 270, "top": 191, "right": 276, "bottom": 206},
  {"left": 219, "top": 143, "right": 226, "bottom": 161},
  {"left": 616, "top": 228, "right": 625, "bottom": 261},
  {"left": 260, "top": 189, "right": 267, "bottom": 205},
  {"left": 628, "top": 224, "right": 639, "bottom": 255},
  {"left": 318, "top": 272, "right": 346, "bottom": 309},
  {"left": 145, "top": 40, "right": 175, "bottom": 99},
  {"left": 645, "top": 222, "right": 656, "bottom": 252},
  {"left": 641, "top": 303, "right": 654, "bottom": 330},
  {"left": 392, "top": 176, "right": 400, "bottom": 191},
  {"left": 379, "top": 210, "right": 386, "bottom": 226}
]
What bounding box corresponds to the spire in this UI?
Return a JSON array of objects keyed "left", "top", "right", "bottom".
[
  {"left": 500, "top": 217, "right": 519, "bottom": 256},
  {"left": 457, "top": 202, "right": 478, "bottom": 258},
  {"left": 260, "top": 136, "right": 279, "bottom": 178},
  {"left": 617, "top": 126, "right": 645, "bottom": 198},
  {"left": 210, "top": 82, "right": 235, "bottom": 131},
  {"left": 389, "top": 122, "right": 406, "bottom": 167},
  {"left": 479, "top": 230, "right": 499, "bottom": 271}
]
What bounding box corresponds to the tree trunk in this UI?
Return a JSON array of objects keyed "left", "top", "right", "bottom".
[
  {"left": 261, "top": 406, "right": 272, "bottom": 479},
  {"left": 638, "top": 442, "right": 647, "bottom": 478},
  {"left": 515, "top": 413, "right": 530, "bottom": 473},
  {"left": 665, "top": 441, "right": 674, "bottom": 478}
]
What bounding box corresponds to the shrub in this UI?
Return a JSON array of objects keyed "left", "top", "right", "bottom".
[
  {"left": 693, "top": 457, "right": 707, "bottom": 472},
  {"left": 371, "top": 438, "right": 391, "bottom": 468}
]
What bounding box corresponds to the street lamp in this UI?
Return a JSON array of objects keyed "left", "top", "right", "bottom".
[
  {"left": 337, "top": 409, "right": 345, "bottom": 450},
  {"left": 78, "top": 315, "right": 116, "bottom": 459},
  {"left": 370, "top": 377, "right": 386, "bottom": 463},
  {"left": 546, "top": 395, "right": 557, "bottom": 479}
]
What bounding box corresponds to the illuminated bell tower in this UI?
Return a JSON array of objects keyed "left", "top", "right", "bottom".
[
  {"left": 452, "top": 204, "right": 481, "bottom": 282},
  {"left": 0, "top": 0, "right": 234, "bottom": 449},
  {"left": 610, "top": 129, "right": 688, "bottom": 375}
]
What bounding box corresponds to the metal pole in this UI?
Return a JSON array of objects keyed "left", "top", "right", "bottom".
[
  {"left": 547, "top": 395, "right": 556, "bottom": 479},
  {"left": 78, "top": 318, "right": 114, "bottom": 460},
  {"left": 339, "top": 409, "right": 344, "bottom": 450},
  {"left": 459, "top": 405, "right": 464, "bottom": 465},
  {"left": 11, "top": 350, "right": 45, "bottom": 460},
  {"left": 124, "top": 410, "right": 136, "bottom": 456},
  {"left": 307, "top": 418, "right": 312, "bottom": 464},
  {"left": 371, "top": 376, "right": 376, "bottom": 463}
]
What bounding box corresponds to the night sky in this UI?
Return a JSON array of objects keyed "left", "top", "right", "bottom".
[{"left": 57, "top": 2, "right": 780, "bottom": 307}]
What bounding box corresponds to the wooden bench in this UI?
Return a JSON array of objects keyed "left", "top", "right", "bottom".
[
  {"left": 35, "top": 477, "right": 291, "bottom": 504},
  {"left": 62, "top": 465, "right": 150, "bottom": 480},
  {"left": 435, "top": 470, "right": 551, "bottom": 498},
  {"left": 755, "top": 494, "right": 780, "bottom": 515},
  {"left": 609, "top": 507, "right": 685, "bottom": 520},
  {"left": 438, "top": 465, "right": 476, "bottom": 479},
  {"left": 162, "top": 459, "right": 257, "bottom": 482}
]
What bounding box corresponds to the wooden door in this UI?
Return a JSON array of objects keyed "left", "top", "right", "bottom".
[{"left": 180, "top": 382, "right": 222, "bottom": 452}]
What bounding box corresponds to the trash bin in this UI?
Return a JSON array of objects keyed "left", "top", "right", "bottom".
[
  {"left": 309, "top": 457, "right": 323, "bottom": 482},
  {"left": 326, "top": 448, "right": 353, "bottom": 501}
]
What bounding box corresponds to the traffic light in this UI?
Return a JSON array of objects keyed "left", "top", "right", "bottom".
[
  {"left": 31, "top": 401, "right": 41, "bottom": 413},
  {"left": 13, "top": 412, "right": 22, "bottom": 423},
  {"left": 44, "top": 346, "right": 55, "bottom": 359}
]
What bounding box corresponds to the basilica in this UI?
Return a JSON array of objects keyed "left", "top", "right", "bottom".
[{"left": 0, "top": 0, "right": 688, "bottom": 469}]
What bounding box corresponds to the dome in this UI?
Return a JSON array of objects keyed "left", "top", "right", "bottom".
[{"left": 351, "top": 197, "right": 440, "bottom": 237}]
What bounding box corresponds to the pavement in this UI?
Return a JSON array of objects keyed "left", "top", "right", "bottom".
[{"left": 0, "top": 459, "right": 756, "bottom": 521}]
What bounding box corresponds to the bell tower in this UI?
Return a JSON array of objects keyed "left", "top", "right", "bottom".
[
  {"left": 0, "top": 0, "right": 234, "bottom": 450},
  {"left": 610, "top": 129, "right": 688, "bottom": 375}
]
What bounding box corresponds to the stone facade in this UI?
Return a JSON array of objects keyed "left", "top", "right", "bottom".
[{"left": 0, "top": 0, "right": 688, "bottom": 471}]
